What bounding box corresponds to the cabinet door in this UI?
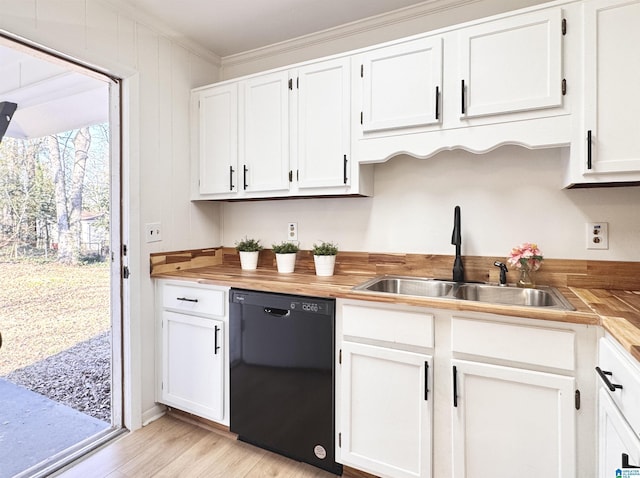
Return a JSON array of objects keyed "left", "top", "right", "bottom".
[
  {"left": 583, "top": 0, "right": 640, "bottom": 174},
  {"left": 296, "top": 57, "right": 350, "bottom": 189},
  {"left": 340, "top": 341, "right": 432, "bottom": 478},
  {"left": 451, "top": 359, "right": 575, "bottom": 478},
  {"left": 240, "top": 71, "right": 290, "bottom": 193},
  {"left": 197, "top": 83, "right": 238, "bottom": 195},
  {"left": 599, "top": 389, "right": 640, "bottom": 477},
  {"left": 459, "top": 8, "right": 563, "bottom": 119},
  {"left": 360, "top": 36, "right": 442, "bottom": 133},
  {"left": 162, "top": 311, "right": 224, "bottom": 421}
]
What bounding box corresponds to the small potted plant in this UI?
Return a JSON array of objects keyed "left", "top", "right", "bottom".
[
  {"left": 235, "top": 237, "right": 263, "bottom": 270},
  {"left": 272, "top": 241, "right": 299, "bottom": 273},
  {"left": 312, "top": 241, "right": 338, "bottom": 277}
]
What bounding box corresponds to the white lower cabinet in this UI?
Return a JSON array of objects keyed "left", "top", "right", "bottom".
[
  {"left": 451, "top": 360, "right": 576, "bottom": 478},
  {"left": 597, "top": 335, "right": 640, "bottom": 477},
  {"left": 336, "top": 300, "right": 597, "bottom": 478},
  {"left": 340, "top": 342, "right": 432, "bottom": 478},
  {"left": 156, "top": 281, "right": 230, "bottom": 425},
  {"left": 337, "top": 300, "right": 434, "bottom": 478},
  {"left": 162, "top": 311, "right": 225, "bottom": 421},
  {"left": 451, "top": 316, "right": 581, "bottom": 478},
  {"left": 599, "top": 389, "right": 640, "bottom": 477}
]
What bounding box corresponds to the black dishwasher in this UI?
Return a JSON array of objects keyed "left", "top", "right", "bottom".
[{"left": 229, "top": 288, "right": 342, "bottom": 475}]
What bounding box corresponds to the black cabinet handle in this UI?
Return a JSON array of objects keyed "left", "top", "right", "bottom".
[
  {"left": 453, "top": 365, "right": 458, "bottom": 407},
  {"left": 623, "top": 453, "right": 640, "bottom": 468},
  {"left": 343, "top": 155, "right": 348, "bottom": 184},
  {"left": 461, "top": 80, "right": 466, "bottom": 115},
  {"left": 596, "top": 366, "right": 623, "bottom": 392},
  {"left": 214, "top": 325, "right": 220, "bottom": 355},
  {"left": 243, "top": 165, "right": 248, "bottom": 190},
  {"left": 424, "top": 361, "right": 429, "bottom": 401},
  {"left": 435, "top": 86, "right": 440, "bottom": 120},
  {"left": 176, "top": 297, "right": 198, "bottom": 303},
  {"left": 587, "top": 130, "right": 593, "bottom": 170},
  {"left": 229, "top": 165, "right": 235, "bottom": 191}
]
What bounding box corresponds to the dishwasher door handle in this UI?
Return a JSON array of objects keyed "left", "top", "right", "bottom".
[{"left": 264, "top": 307, "right": 290, "bottom": 318}]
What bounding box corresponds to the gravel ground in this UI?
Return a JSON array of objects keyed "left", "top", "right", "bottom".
[{"left": 4, "top": 331, "right": 111, "bottom": 422}]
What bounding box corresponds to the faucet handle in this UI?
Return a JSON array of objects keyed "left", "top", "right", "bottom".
[{"left": 493, "top": 261, "right": 509, "bottom": 286}]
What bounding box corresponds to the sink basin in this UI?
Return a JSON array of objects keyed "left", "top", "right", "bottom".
[
  {"left": 357, "top": 276, "right": 455, "bottom": 298},
  {"left": 353, "top": 275, "right": 574, "bottom": 310},
  {"left": 453, "top": 283, "right": 571, "bottom": 308}
]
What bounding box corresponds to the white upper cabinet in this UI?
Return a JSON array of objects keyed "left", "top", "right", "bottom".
[
  {"left": 193, "top": 57, "right": 372, "bottom": 200},
  {"left": 565, "top": 0, "right": 640, "bottom": 186},
  {"left": 239, "top": 71, "right": 290, "bottom": 194},
  {"left": 196, "top": 83, "right": 238, "bottom": 196},
  {"left": 458, "top": 8, "right": 564, "bottom": 119},
  {"left": 354, "top": 4, "right": 572, "bottom": 163},
  {"left": 360, "top": 37, "right": 443, "bottom": 133},
  {"left": 296, "top": 57, "right": 351, "bottom": 190}
]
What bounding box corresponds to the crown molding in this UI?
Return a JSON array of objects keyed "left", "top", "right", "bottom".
[{"left": 220, "top": 0, "right": 481, "bottom": 72}]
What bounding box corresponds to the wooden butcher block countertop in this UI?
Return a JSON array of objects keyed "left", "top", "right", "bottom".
[{"left": 150, "top": 248, "right": 640, "bottom": 363}]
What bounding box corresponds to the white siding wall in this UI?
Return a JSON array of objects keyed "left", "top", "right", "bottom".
[{"left": 0, "top": 0, "right": 222, "bottom": 428}]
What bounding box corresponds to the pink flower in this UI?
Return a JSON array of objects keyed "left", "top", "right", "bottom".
[{"left": 507, "top": 242, "right": 544, "bottom": 271}]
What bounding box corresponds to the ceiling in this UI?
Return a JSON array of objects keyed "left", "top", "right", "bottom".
[
  {"left": 0, "top": 43, "right": 109, "bottom": 140},
  {"left": 120, "top": 0, "right": 431, "bottom": 57}
]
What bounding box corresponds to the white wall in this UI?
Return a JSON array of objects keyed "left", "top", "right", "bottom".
[
  {"left": 0, "top": 0, "right": 222, "bottom": 428},
  {"left": 222, "top": 147, "right": 640, "bottom": 261}
]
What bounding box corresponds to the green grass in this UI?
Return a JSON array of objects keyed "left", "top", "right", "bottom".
[{"left": 0, "top": 262, "right": 110, "bottom": 376}]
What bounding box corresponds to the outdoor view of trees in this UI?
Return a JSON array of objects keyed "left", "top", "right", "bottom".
[{"left": 0, "top": 124, "right": 110, "bottom": 264}]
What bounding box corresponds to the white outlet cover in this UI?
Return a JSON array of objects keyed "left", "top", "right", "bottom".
[
  {"left": 287, "top": 222, "right": 298, "bottom": 241},
  {"left": 587, "top": 222, "right": 608, "bottom": 250},
  {"left": 145, "top": 222, "right": 162, "bottom": 243}
]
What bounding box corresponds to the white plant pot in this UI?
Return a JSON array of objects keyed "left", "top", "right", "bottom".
[
  {"left": 239, "top": 251, "right": 259, "bottom": 270},
  {"left": 314, "top": 255, "right": 336, "bottom": 277},
  {"left": 275, "top": 253, "right": 297, "bottom": 273}
]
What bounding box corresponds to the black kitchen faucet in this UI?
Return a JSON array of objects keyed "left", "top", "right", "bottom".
[{"left": 452, "top": 205, "right": 464, "bottom": 282}]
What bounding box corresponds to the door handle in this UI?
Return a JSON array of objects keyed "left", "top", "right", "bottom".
[
  {"left": 596, "top": 366, "right": 623, "bottom": 392},
  {"left": 176, "top": 297, "right": 199, "bottom": 303},
  {"left": 587, "top": 130, "right": 593, "bottom": 170},
  {"left": 214, "top": 325, "right": 220, "bottom": 355},
  {"left": 453, "top": 365, "right": 458, "bottom": 407},
  {"left": 424, "top": 361, "right": 429, "bottom": 401}
]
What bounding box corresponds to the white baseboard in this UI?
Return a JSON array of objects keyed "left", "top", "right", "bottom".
[{"left": 142, "top": 404, "right": 166, "bottom": 427}]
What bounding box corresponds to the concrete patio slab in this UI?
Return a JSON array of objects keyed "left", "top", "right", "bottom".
[{"left": 0, "top": 378, "right": 109, "bottom": 478}]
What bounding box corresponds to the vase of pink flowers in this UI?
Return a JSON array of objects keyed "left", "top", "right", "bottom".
[{"left": 507, "top": 242, "right": 544, "bottom": 288}]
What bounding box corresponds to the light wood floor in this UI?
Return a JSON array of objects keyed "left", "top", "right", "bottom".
[{"left": 55, "top": 414, "right": 340, "bottom": 478}]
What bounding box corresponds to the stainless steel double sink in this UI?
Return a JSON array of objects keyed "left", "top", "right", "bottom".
[{"left": 353, "top": 275, "right": 574, "bottom": 310}]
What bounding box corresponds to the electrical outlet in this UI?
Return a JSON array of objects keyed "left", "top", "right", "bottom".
[
  {"left": 287, "top": 222, "right": 298, "bottom": 241},
  {"left": 145, "top": 222, "right": 162, "bottom": 243},
  {"left": 587, "top": 222, "right": 608, "bottom": 250}
]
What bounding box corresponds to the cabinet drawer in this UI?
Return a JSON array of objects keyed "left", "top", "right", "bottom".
[
  {"left": 451, "top": 317, "right": 575, "bottom": 371},
  {"left": 342, "top": 303, "right": 434, "bottom": 348},
  {"left": 162, "top": 283, "right": 226, "bottom": 317},
  {"left": 598, "top": 337, "right": 640, "bottom": 437}
]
